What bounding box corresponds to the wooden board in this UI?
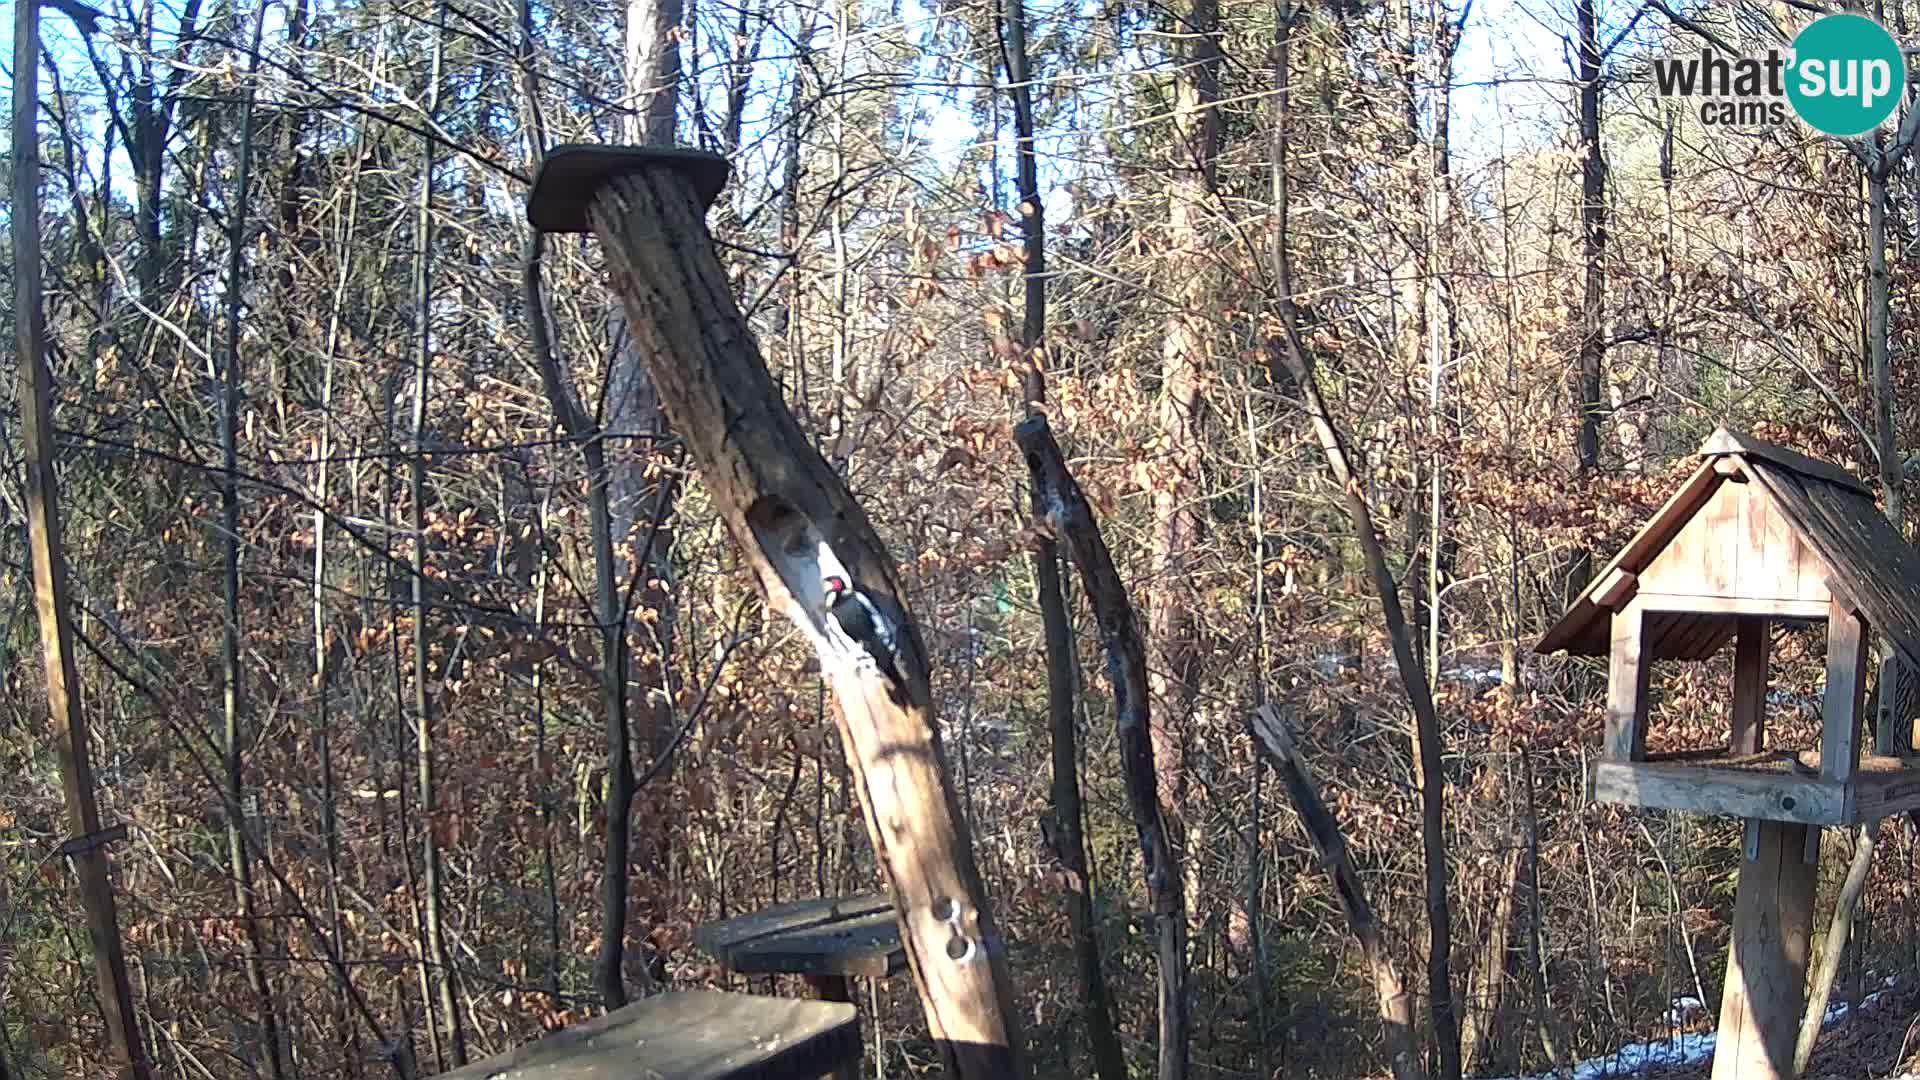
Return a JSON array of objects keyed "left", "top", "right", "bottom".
[
  {"left": 1636, "top": 479, "right": 1832, "bottom": 605},
  {"left": 694, "top": 894, "right": 905, "bottom": 980},
  {"left": 434, "top": 991, "right": 860, "bottom": 1080},
  {"left": 1591, "top": 756, "right": 1842, "bottom": 824},
  {"left": 1711, "top": 820, "right": 1817, "bottom": 1080},
  {"left": 1590, "top": 750, "right": 1920, "bottom": 825},
  {"left": 1822, "top": 600, "right": 1868, "bottom": 783}
]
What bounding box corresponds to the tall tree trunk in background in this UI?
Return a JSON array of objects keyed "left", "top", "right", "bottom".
[
  {"left": 1458, "top": 846, "right": 1519, "bottom": 1075},
  {"left": 1867, "top": 159, "right": 1906, "bottom": 753},
  {"left": 1568, "top": 0, "right": 1605, "bottom": 595},
  {"left": 312, "top": 131, "right": 367, "bottom": 1071},
  {"left": 219, "top": 13, "right": 288, "bottom": 1076},
  {"left": 588, "top": 0, "right": 685, "bottom": 1003},
  {"left": 1000, "top": 2, "right": 1125, "bottom": 1075},
  {"left": 409, "top": 9, "right": 465, "bottom": 1063},
  {"left": 13, "top": 10, "right": 150, "bottom": 1077},
  {"left": 110, "top": 0, "right": 206, "bottom": 300},
  {"left": 1424, "top": 9, "right": 1462, "bottom": 684},
  {"left": 1269, "top": 17, "right": 1460, "bottom": 1077},
  {"left": 1154, "top": 0, "right": 1222, "bottom": 939}
]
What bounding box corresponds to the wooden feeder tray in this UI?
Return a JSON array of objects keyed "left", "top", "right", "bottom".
[
  {"left": 434, "top": 990, "right": 859, "bottom": 1080},
  {"left": 1590, "top": 747, "right": 1920, "bottom": 826},
  {"left": 694, "top": 893, "right": 906, "bottom": 981}
]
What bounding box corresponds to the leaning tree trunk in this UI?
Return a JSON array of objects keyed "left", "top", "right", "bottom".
[
  {"left": 1016, "top": 415, "right": 1189, "bottom": 1080},
  {"left": 530, "top": 148, "right": 1023, "bottom": 1077},
  {"left": 999, "top": 0, "right": 1125, "bottom": 1074},
  {"left": 1250, "top": 706, "right": 1423, "bottom": 1080}
]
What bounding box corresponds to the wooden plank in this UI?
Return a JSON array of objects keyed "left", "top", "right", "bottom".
[
  {"left": 1593, "top": 568, "right": 1637, "bottom": 611},
  {"left": 1822, "top": 599, "right": 1869, "bottom": 785},
  {"left": 1606, "top": 604, "right": 1652, "bottom": 761},
  {"left": 1742, "top": 483, "right": 1803, "bottom": 601},
  {"left": 1710, "top": 820, "right": 1818, "bottom": 1080},
  {"left": 1794, "top": 529, "right": 1830, "bottom": 603},
  {"left": 1841, "top": 755, "right": 1920, "bottom": 822},
  {"left": 694, "top": 894, "right": 904, "bottom": 980},
  {"left": 1589, "top": 760, "right": 1844, "bottom": 825},
  {"left": 434, "top": 991, "right": 860, "bottom": 1080},
  {"left": 1699, "top": 428, "right": 1873, "bottom": 494},
  {"left": 1636, "top": 594, "right": 1831, "bottom": 620},
  {"left": 1700, "top": 480, "right": 1741, "bottom": 596},
  {"left": 1732, "top": 617, "right": 1769, "bottom": 755}
]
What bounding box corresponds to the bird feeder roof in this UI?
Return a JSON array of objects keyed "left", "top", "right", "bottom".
[{"left": 1536, "top": 428, "right": 1920, "bottom": 669}]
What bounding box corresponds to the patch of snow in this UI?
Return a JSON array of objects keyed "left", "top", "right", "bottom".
[
  {"left": 1486, "top": 1030, "right": 1716, "bottom": 1080},
  {"left": 1489, "top": 979, "right": 1906, "bottom": 1080}
]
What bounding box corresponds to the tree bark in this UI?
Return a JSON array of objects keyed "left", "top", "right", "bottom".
[
  {"left": 1460, "top": 846, "right": 1520, "bottom": 1075},
  {"left": 543, "top": 155, "right": 1025, "bottom": 1076},
  {"left": 1249, "top": 706, "right": 1423, "bottom": 1080},
  {"left": 1016, "top": 414, "right": 1189, "bottom": 1080},
  {"left": 219, "top": 12, "right": 288, "bottom": 1074},
  {"left": 409, "top": 10, "right": 464, "bottom": 1062},
  {"left": 1568, "top": 0, "right": 1605, "bottom": 593},
  {"left": 12, "top": 8, "right": 149, "bottom": 1075},
  {"left": 998, "top": 1, "right": 1125, "bottom": 1075},
  {"left": 603, "top": 0, "right": 686, "bottom": 994},
  {"left": 1152, "top": 0, "right": 1223, "bottom": 933}
]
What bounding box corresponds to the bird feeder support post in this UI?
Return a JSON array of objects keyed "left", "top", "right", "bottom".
[
  {"left": 1605, "top": 601, "right": 1651, "bottom": 762},
  {"left": 526, "top": 147, "right": 1022, "bottom": 1078}
]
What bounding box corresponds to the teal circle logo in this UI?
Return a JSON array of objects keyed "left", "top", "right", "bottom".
[{"left": 1787, "top": 14, "right": 1906, "bottom": 136}]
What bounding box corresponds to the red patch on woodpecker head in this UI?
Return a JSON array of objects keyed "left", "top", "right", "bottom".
[{"left": 824, "top": 576, "right": 847, "bottom": 595}]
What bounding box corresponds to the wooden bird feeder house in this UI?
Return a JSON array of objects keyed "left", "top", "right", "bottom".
[{"left": 1538, "top": 427, "right": 1920, "bottom": 1080}]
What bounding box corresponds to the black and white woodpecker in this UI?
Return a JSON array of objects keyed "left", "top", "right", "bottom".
[{"left": 822, "top": 575, "right": 903, "bottom": 688}]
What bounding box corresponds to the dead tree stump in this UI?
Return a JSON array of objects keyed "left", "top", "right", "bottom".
[{"left": 527, "top": 145, "right": 1022, "bottom": 1077}]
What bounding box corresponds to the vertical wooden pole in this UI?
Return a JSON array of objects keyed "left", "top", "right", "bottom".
[
  {"left": 1605, "top": 602, "right": 1651, "bottom": 761},
  {"left": 13, "top": 5, "right": 149, "bottom": 1076},
  {"left": 1732, "top": 616, "right": 1769, "bottom": 755},
  {"left": 1821, "top": 600, "right": 1868, "bottom": 782},
  {"left": 1712, "top": 820, "right": 1817, "bottom": 1080}
]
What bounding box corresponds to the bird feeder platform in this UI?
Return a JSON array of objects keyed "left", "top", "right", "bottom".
[
  {"left": 433, "top": 990, "right": 860, "bottom": 1080},
  {"left": 1590, "top": 747, "right": 1920, "bottom": 826},
  {"left": 694, "top": 892, "right": 906, "bottom": 1001}
]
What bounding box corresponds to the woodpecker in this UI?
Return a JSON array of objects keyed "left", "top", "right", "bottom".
[{"left": 822, "top": 575, "right": 903, "bottom": 688}]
